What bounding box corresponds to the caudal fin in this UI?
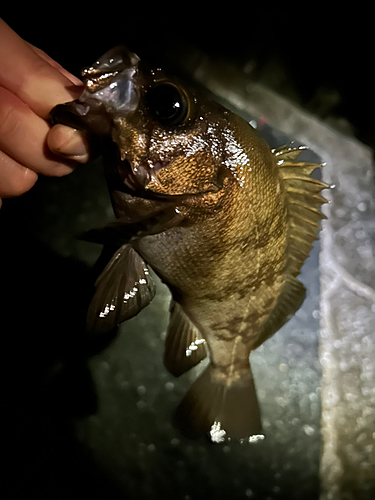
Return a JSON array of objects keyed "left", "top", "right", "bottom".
[{"left": 173, "top": 363, "right": 263, "bottom": 442}]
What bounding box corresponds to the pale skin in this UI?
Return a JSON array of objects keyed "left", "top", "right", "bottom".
[{"left": 0, "top": 19, "right": 89, "bottom": 208}]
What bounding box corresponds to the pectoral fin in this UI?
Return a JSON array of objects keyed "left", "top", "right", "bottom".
[{"left": 86, "top": 244, "right": 155, "bottom": 334}]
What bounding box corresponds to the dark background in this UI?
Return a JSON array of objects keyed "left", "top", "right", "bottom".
[
  {"left": 1, "top": 5, "right": 373, "bottom": 499},
  {"left": 2, "top": 6, "right": 374, "bottom": 149}
]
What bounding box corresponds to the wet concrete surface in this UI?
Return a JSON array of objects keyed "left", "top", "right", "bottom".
[{"left": 1, "top": 56, "right": 374, "bottom": 500}]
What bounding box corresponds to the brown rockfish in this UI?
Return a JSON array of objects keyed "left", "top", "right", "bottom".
[{"left": 51, "top": 46, "right": 328, "bottom": 442}]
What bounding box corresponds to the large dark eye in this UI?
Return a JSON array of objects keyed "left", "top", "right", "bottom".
[{"left": 145, "top": 82, "right": 188, "bottom": 126}]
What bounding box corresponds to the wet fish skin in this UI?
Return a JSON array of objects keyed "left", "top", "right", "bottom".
[{"left": 50, "top": 46, "right": 328, "bottom": 442}]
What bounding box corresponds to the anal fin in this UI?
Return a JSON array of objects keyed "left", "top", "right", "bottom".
[{"left": 164, "top": 302, "right": 207, "bottom": 377}]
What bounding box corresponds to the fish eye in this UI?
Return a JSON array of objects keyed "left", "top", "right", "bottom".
[{"left": 145, "top": 82, "right": 189, "bottom": 126}]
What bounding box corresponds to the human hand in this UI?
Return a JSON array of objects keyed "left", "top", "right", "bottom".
[{"left": 0, "top": 19, "right": 89, "bottom": 208}]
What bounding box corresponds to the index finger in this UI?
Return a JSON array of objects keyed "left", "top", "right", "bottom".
[
  {"left": 26, "top": 42, "right": 83, "bottom": 87},
  {"left": 0, "top": 19, "right": 82, "bottom": 118}
]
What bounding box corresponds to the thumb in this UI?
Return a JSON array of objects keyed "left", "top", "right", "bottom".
[{"left": 47, "top": 125, "right": 90, "bottom": 163}]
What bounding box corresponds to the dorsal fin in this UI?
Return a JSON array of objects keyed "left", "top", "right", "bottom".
[
  {"left": 272, "top": 145, "right": 329, "bottom": 277},
  {"left": 251, "top": 145, "right": 329, "bottom": 349}
]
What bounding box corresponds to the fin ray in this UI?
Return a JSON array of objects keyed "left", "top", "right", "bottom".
[
  {"left": 87, "top": 244, "right": 155, "bottom": 334},
  {"left": 252, "top": 276, "right": 306, "bottom": 349},
  {"left": 174, "top": 363, "right": 262, "bottom": 441},
  {"left": 164, "top": 302, "right": 207, "bottom": 377},
  {"left": 272, "top": 145, "right": 307, "bottom": 161},
  {"left": 273, "top": 145, "right": 329, "bottom": 276}
]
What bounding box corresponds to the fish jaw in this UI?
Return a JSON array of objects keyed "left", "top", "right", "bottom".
[{"left": 49, "top": 97, "right": 113, "bottom": 136}]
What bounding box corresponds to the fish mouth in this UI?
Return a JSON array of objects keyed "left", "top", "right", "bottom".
[
  {"left": 117, "top": 159, "right": 152, "bottom": 193},
  {"left": 49, "top": 46, "right": 141, "bottom": 135},
  {"left": 50, "top": 98, "right": 112, "bottom": 137},
  {"left": 50, "top": 100, "right": 174, "bottom": 201},
  {"left": 109, "top": 156, "right": 170, "bottom": 201}
]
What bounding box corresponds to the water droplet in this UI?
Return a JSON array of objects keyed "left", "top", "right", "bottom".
[
  {"left": 165, "top": 381, "right": 174, "bottom": 391},
  {"left": 303, "top": 424, "right": 315, "bottom": 436},
  {"left": 312, "top": 309, "right": 320, "bottom": 319},
  {"left": 357, "top": 202, "right": 367, "bottom": 212},
  {"left": 248, "top": 434, "right": 265, "bottom": 443},
  {"left": 210, "top": 422, "right": 226, "bottom": 443},
  {"left": 136, "top": 400, "right": 147, "bottom": 410},
  {"left": 137, "top": 385, "right": 146, "bottom": 395}
]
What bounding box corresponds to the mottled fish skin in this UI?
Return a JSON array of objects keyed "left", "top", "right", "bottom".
[
  {"left": 50, "top": 46, "right": 328, "bottom": 442},
  {"left": 134, "top": 115, "right": 287, "bottom": 360}
]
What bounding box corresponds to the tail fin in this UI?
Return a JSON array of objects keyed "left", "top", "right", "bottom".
[{"left": 173, "top": 363, "right": 263, "bottom": 442}]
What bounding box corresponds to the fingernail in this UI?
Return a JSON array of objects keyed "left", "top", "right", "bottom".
[{"left": 56, "top": 127, "right": 89, "bottom": 162}]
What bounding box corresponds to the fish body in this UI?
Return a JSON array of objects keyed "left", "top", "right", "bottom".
[{"left": 51, "top": 47, "right": 328, "bottom": 441}]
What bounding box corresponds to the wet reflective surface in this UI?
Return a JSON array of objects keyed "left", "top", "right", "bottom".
[{"left": 1, "top": 54, "right": 374, "bottom": 500}]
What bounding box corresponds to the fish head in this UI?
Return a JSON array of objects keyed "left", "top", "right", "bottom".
[{"left": 51, "top": 46, "right": 240, "bottom": 204}]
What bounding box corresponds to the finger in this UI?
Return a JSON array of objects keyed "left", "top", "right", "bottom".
[
  {"left": 47, "top": 125, "right": 90, "bottom": 163},
  {"left": 0, "top": 150, "right": 38, "bottom": 198},
  {"left": 0, "top": 19, "right": 82, "bottom": 118},
  {"left": 0, "top": 86, "right": 75, "bottom": 176},
  {"left": 26, "top": 43, "right": 83, "bottom": 86}
]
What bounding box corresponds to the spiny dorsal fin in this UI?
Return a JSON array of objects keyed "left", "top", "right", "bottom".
[
  {"left": 252, "top": 276, "right": 306, "bottom": 350},
  {"left": 272, "top": 145, "right": 329, "bottom": 277},
  {"left": 164, "top": 301, "right": 207, "bottom": 377},
  {"left": 251, "top": 145, "right": 329, "bottom": 348}
]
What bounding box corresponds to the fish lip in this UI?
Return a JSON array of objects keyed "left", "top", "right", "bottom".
[{"left": 50, "top": 99, "right": 112, "bottom": 136}]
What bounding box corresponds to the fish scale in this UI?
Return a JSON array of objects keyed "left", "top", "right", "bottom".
[{"left": 50, "top": 45, "right": 328, "bottom": 442}]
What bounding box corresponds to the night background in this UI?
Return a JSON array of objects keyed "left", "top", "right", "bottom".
[
  {"left": 1, "top": 5, "right": 373, "bottom": 500},
  {"left": 2, "top": 6, "right": 374, "bottom": 149}
]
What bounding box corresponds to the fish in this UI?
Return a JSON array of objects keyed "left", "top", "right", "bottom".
[{"left": 50, "top": 46, "right": 328, "bottom": 442}]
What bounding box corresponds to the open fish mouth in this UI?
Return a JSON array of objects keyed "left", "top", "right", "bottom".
[
  {"left": 115, "top": 159, "right": 153, "bottom": 194},
  {"left": 110, "top": 157, "right": 174, "bottom": 201},
  {"left": 119, "top": 158, "right": 168, "bottom": 192}
]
